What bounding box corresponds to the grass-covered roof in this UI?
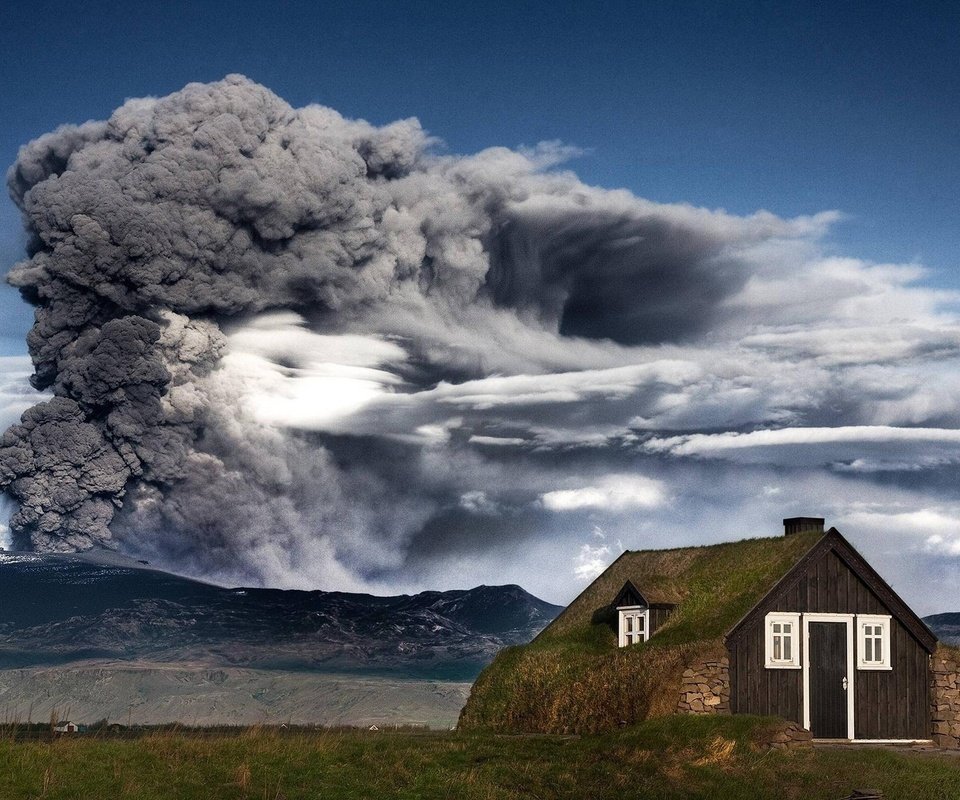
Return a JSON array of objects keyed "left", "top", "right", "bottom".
[
  {"left": 459, "top": 530, "right": 827, "bottom": 734},
  {"left": 541, "top": 530, "right": 824, "bottom": 648}
]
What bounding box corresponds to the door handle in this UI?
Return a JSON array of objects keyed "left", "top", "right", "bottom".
[{"left": 842, "top": 677, "right": 848, "bottom": 691}]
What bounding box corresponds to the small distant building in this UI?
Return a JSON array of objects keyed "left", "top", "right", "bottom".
[
  {"left": 368, "top": 725, "right": 379, "bottom": 731},
  {"left": 53, "top": 721, "right": 81, "bottom": 733}
]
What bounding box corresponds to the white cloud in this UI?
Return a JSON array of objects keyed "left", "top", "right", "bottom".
[
  {"left": 223, "top": 315, "right": 408, "bottom": 432},
  {"left": 431, "top": 361, "right": 701, "bottom": 410},
  {"left": 413, "top": 422, "right": 457, "bottom": 445},
  {"left": 0, "top": 357, "right": 47, "bottom": 432},
  {"left": 645, "top": 426, "right": 960, "bottom": 460},
  {"left": 574, "top": 542, "right": 613, "bottom": 581},
  {"left": 0, "top": 495, "right": 13, "bottom": 550},
  {"left": 541, "top": 475, "right": 666, "bottom": 512},
  {"left": 836, "top": 507, "right": 960, "bottom": 556},
  {"left": 468, "top": 435, "right": 527, "bottom": 447},
  {"left": 459, "top": 490, "right": 499, "bottom": 515}
]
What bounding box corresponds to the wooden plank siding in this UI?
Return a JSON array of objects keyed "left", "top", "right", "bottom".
[
  {"left": 729, "top": 547, "right": 930, "bottom": 738},
  {"left": 649, "top": 606, "right": 673, "bottom": 637}
]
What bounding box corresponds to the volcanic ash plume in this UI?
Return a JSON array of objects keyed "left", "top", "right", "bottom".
[{"left": 0, "top": 75, "right": 820, "bottom": 586}]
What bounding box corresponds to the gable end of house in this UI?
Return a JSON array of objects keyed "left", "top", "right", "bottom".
[{"left": 725, "top": 527, "right": 937, "bottom": 654}]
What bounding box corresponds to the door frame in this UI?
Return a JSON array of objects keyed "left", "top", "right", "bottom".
[{"left": 802, "top": 613, "right": 855, "bottom": 740}]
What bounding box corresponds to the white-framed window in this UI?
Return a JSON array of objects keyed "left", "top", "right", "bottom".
[
  {"left": 618, "top": 606, "right": 649, "bottom": 647},
  {"left": 765, "top": 613, "right": 801, "bottom": 668},
  {"left": 857, "top": 614, "right": 891, "bottom": 670}
]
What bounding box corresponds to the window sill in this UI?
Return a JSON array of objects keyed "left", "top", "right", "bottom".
[
  {"left": 764, "top": 662, "right": 801, "bottom": 670},
  {"left": 857, "top": 664, "right": 893, "bottom": 671}
]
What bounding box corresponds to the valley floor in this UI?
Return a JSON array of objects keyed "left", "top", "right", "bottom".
[
  {"left": 0, "top": 663, "right": 471, "bottom": 729},
  {"left": 1, "top": 716, "right": 960, "bottom": 799}
]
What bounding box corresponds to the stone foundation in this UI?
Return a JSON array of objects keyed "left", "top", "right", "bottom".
[
  {"left": 931, "top": 648, "right": 960, "bottom": 749},
  {"left": 763, "top": 721, "right": 813, "bottom": 750},
  {"left": 676, "top": 658, "right": 730, "bottom": 714}
]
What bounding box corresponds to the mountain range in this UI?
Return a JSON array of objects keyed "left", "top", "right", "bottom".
[
  {"left": 0, "top": 550, "right": 562, "bottom": 727},
  {"left": 922, "top": 613, "right": 960, "bottom": 648}
]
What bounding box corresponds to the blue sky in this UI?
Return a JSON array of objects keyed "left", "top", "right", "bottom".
[
  {"left": 1, "top": 0, "right": 959, "bottom": 355},
  {"left": 4, "top": 2, "right": 960, "bottom": 607}
]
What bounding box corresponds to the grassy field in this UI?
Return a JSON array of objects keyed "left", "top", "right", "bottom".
[{"left": 1, "top": 716, "right": 960, "bottom": 799}]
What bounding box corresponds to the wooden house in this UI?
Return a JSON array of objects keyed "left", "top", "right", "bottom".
[
  {"left": 53, "top": 721, "right": 80, "bottom": 733},
  {"left": 724, "top": 518, "right": 935, "bottom": 741},
  {"left": 536, "top": 517, "right": 938, "bottom": 741}
]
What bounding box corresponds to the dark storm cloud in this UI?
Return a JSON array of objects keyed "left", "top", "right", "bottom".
[
  {"left": 488, "top": 202, "right": 747, "bottom": 344},
  {"left": 3, "top": 75, "right": 959, "bottom": 600}
]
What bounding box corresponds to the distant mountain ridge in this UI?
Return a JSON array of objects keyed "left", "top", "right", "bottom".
[
  {"left": 0, "top": 551, "right": 563, "bottom": 681},
  {"left": 924, "top": 613, "right": 960, "bottom": 648}
]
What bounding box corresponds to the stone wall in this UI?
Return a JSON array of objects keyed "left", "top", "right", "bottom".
[
  {"left": 676, "top": 658, "right": 730, "bottom": 714},
  {"left": 764, "top": 721, "right": 813, "bottom": 750},
  {"left": 931, "top": 648, "right": 960, "bottom": 748}
]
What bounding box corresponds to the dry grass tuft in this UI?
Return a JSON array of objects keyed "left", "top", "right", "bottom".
[
  {"left": 235, "top": 762, "right": 252, "bottom": 791},
  {"left": 692, "top": 735, "right": 737, "bottom": 767},
  {"left": 459, "top": 635, "right": 725, "bottom": 734}
]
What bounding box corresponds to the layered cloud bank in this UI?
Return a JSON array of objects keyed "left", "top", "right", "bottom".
[{"left": 2, "top": 76, "right": 960, "bottom": 607}]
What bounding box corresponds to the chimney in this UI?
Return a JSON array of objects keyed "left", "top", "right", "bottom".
[{"left": 783, "top": 517, "right": 825, "bottom": 536}]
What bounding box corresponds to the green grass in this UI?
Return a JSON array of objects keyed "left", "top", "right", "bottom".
[
  {"left": 1, "top": 716, "right": 959, "bottom": 799},
  {"left": 542, "top": 531, "right": 823, "bottom": 646}
]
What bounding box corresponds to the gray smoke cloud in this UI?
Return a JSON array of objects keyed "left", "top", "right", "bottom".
[{"left": 10, "top": 74, "right": 947, "bottom": 596}]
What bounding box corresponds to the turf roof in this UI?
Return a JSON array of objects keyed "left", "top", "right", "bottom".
[{"left": 541, "top": 530, "right": 825, "bottom": 648}]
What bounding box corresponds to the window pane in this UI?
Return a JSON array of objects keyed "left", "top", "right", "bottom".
[
  {"left": 626, "top": 617, "right": 633, "bottom": 633},
  {"left": 773, "top": 623, "right": 781, "bottom": 634},
  {"left": 784, "top": 635, "right": 792, "bottom": 661},
  {"left": 865, "top": 637, "right": 873, "bottom": 662},
  {"left": 773, "top": 636, "right": 781, "bottom": 661},
  {"left": 637, "top": 616, "right": 645, "bottom": 632},
  {"left": 783, "top": 623, "right": 791, "bottom": 634}
]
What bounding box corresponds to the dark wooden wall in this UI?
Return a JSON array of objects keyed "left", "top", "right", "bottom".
[
  {"left": 729, "top": 620, "right": 803, "bottom": 724},
  {"left": 729, "top": 548, "right": 930, "bottom": 739},
  {"left": 649, "top": 606, "right": 673, "bottom": 637}
]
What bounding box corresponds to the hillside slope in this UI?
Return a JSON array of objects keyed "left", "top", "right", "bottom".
[
  {"left": 0, "top": 551, "right": 561, "bottom": 680},
  {"left": 925, "top": 613, "right": 960, "bottom": 647}
]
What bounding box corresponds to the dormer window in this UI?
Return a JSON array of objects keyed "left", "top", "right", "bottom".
[{"left": 618, "top": 605, "right": 649, "bottom": 647}]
